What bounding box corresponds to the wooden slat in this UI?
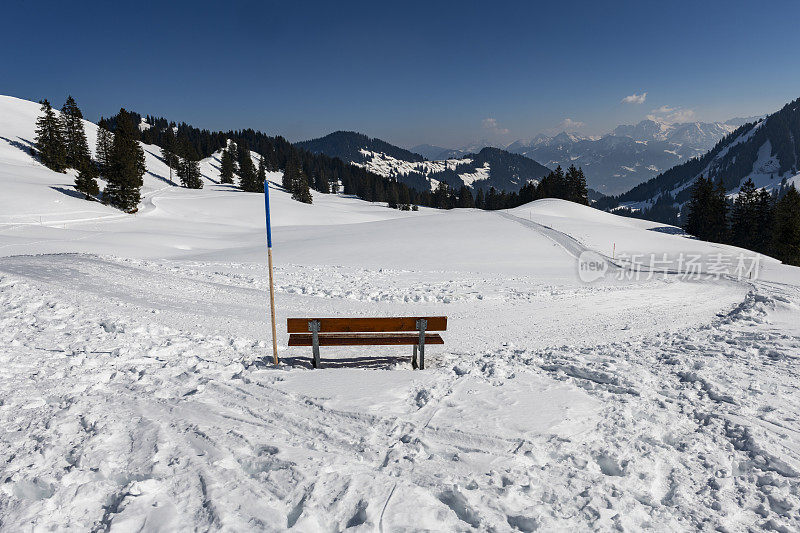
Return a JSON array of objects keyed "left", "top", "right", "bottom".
[
  {"left": 286, "top": 316, "right": 447, "bottom": 333},
  {"left": 288, "top": 332, "right": 444, "bottom": 346}
]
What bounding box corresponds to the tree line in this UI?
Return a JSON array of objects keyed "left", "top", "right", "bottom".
[
  {"left": 34, "top": 96, "right": 590, "bottom": 213},
  {"left": 127, "top": 111, "right": 589, "bottom": 209},
  {"left": 684, "top": 175, "right": 800, "bottom": 265}
]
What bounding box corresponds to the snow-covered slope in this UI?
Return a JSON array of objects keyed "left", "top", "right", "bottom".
[{"left": 2, "top": 95, "right": 800, "bottom": 531}]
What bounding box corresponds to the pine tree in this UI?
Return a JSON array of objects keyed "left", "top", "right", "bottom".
[
  {"left": 708, "top": 179, "right": 729, "bottom": 243},
  {"left": 219, "top": 147, "right": 235, "bottom": 184},
  {"left": 772, "top": 186, "right": 800, "bottom": 265},
  {"left": 292, "top": 166, "right": 313, "bottom": 204},
  {"left": 74, "top": 165, "right": 100, "bottom": 199},
  {"left": 161, "top": 126, "right": 179, "bottom": 185},
  {"left": 387, "top": 184, "right": 400, "bottom": 208},
  {"left": 176, "top": 134, "right": 203, "bottom": 189},
  {"left": 254, "top": 155, "right": 266, "bottom": 193},
  {"left": 34, "top": 99, "right": 67, "bottom": 172},
  {"left": 486, "top": 187, "right": 498, "bottom": 210},
  {"left": 730, "top": 178, "right": 759, "bottom": 251},
  {"left": 475, "top": 188, "right": 485, "bottom": 209},
  {"left": 95, "top": 118, "right": 113, "bottom": 176},
  {"left": 684, "top": 175, "right": 713, "bottom": 239},
  {"left": 282, "top": 155, "right": 300, "bottom": 192},
  {"left": 457, "top": 185, "right": 475, "bottom": 208},
  {"left": 565, "top": 165, "right": 589, "bottom": 205},
  {"left": 228, "top": 142, "right": 239, "bottom": 173},
  {"left": 430, "top": 181, "right": 449, "bottom": 208},
  {"left": 104, "top": 109, "right": 145, "bottom": 212},
  {"left": 237, "top": 142, "right": 258, "bottom": 192},
  {"left": 313, "top": 169, "right": 330, "bottom": 193},
  {"left": 59, "top": 96, "right": 92, "bottom": 171},
  {"left": 754, "top": 189, "right": 775, "bottom": 254}
]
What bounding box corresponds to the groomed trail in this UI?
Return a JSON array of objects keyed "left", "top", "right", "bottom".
[
  {"left": 1, "top": 94, "right": 800, "bottom": 530},
  {"left": 1, "top": 228, "right": 798, "bottom": 530}
]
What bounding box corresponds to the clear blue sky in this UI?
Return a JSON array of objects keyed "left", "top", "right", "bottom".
[{"left": 3, "top": 0, "right": 799, "bottom": 148}]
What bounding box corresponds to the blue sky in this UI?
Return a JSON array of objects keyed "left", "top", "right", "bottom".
[{"left": 2, "top": 0, "right": 799, "bottom": 148}]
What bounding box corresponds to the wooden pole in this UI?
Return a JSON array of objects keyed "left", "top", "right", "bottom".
[{"left": 264, "top": 179, "right": 279, "bottom": 365}]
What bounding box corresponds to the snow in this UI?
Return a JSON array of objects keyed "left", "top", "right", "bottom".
[
  {"left": 353, "top": 149, "right": 485, "bottom": 190},
  {"left": 2, "top": 95, "right": 800, "bottom": 531},
  {"left": 457, "top": 161, "right": 490, "bottom": 187}
]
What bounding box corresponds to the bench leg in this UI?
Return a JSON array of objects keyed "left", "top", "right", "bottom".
[
  {"left": 309, "top": 320, "right": 321, "bottom": 369},
  {"left": 412, "top": 345, "right": 418, "bottom": 369},
  {"left": 416, "top": 319, "right": 427, "bottom": 370}
]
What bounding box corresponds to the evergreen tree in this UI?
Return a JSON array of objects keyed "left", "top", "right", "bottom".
[
  {"left": 104, "top": 109, "right": 145, "bottom": 212},
  {"left": 432, "top": 181, "right": 451, "bottom": 209},
  {"left": 74, "top": 166, "right": 100, "bottom": 199},
  {"left": 58, "top": 97, "right": 99, "bottom": 199},
  {"left": 730, "top": 178, "right": 760, "bottom": 250},
  {"left": 684, "top": 175, "right": 713, "bottom": 239},
  {"left": 292, "top": 166, "right": 313, "bottom": 204},
  {"left": 565, "top": 164, "right": 589, "bottom": 205},
  {"left": 95, "top": 118, "right": 113, "bottom": 176},
  {"left": 708, "top": 179, "right": 729, "bottom": 243},
  {"left": 228, "top": 142, "right": 239, "bottom": 173},
  {"left": 313, "top": 168, "right": 330, "bottom": 193},
  {"left": 398, "top": 185, "right": 410, "bottom": 207},
  {"left": 34, "top": 99, "right": 67, "bottom": 172},
  {"left": 237, "top": 142, "right": 258, "bottom": 191},
  {"left": 486, "top": 187, "right": 498, "bottom": 210},
  {"left": 176, "top": 134, "right": 203, "bottom": 189},
  {"left": 475, "top": 188, "right": 485, "bottom": 209},
  {"left": 59, "top": 96, "right": 92, "bottom": 171},
  {"left": 254, "top": 155, "right": 266, "bottom": 193},
  {"left": 161, "top": 126, "right": 179, "bottom": 185},
  {"left": 754, "top": 189, "right": 776, "bottom": 254},
  {"left": 371, "top": 178, "right": 386, "bottom": 202},
  {"left": 387, "top": 184, "right": 399, "bottom": 208},
  {"left": 282, "top": 155, "right": 300, "bottom": 191},
  {"left": 457, "top": 185, "right": 475, "bottom": 208},
  {"left": 219, "top": 147, "right": 235, "bottom": 184},
  {"left": 772, "top": 186, "right": 800, "bottom": 265}
]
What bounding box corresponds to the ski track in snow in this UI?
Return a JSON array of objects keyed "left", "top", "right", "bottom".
[{"left": 1, "top": 252, "right": 798, "bottom": 531}]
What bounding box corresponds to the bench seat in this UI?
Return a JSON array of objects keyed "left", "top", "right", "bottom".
[
  {"left": 289, "top": 332, "right": 443, "bottom": 346},
  {"left": 287, "top": 316, "right": 446, "bottom": 369}
]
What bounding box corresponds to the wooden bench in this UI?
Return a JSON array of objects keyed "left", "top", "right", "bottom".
[{"left": 287, "top": 316, "right": 447, "bottom": 369}]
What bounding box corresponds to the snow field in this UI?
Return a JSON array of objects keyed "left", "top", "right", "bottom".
[{"left": 1, "top": 94, "right": 800, "bottom": 530}]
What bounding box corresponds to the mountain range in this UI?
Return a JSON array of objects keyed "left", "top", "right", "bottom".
[
  {"left": 611, "top": 98, "right": 800, "bottom": 210},
  {"left": 420, "top": 118, "right": 756, "bottom": 196},
  {"left": 297, "top": 132, "right": 551, "bottom": 193}
]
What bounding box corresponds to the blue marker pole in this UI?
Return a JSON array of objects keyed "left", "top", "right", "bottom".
[{"left": 264, "top": 178, "right": 279, "bottom": 365}]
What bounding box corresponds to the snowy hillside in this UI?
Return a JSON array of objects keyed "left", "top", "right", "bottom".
[{"left": 2, "top": 95, "right": 800, "bottom": 531}]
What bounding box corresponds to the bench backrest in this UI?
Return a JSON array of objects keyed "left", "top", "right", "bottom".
[{"left": 287, "top": 316, "right": 447, "bottom": 333}]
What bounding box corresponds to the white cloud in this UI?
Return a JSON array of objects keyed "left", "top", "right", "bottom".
[
  {"left": 482, "top": 117, "right": 510, "bottom": 135},
  {"left": 647, "top": 106, "right": 695, "bottom": 124},
  {"left": 556, "top": 118, "right": 585, "bottom": 131},
  {"left": 621, "top": 92, "right": 647, "bottom": 105}
]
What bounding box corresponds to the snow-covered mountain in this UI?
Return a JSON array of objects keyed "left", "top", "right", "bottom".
[
  {"left": 298, "top": 131, "right": 551, "bottom": 192},
  {"left": 505, "top": 119, "right": 743, "bottom": 195},
  {"left": 616, "top": 99, "right": 800, "bottom": 208}
]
